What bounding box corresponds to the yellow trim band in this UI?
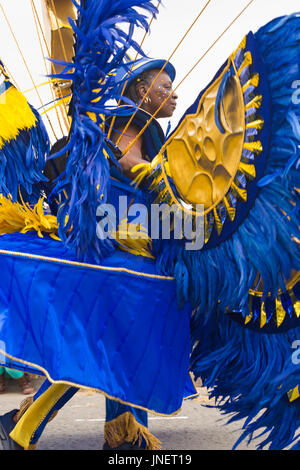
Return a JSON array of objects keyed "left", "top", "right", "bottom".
[
  {"left": 249, "top": 272, "right": 300, "bottom": 297},
  {"left": 0, "top": 349, "right": 197, "bottom": 419},
  {"left": 0, "top": 248, "right": 174, "bottom": 281}
]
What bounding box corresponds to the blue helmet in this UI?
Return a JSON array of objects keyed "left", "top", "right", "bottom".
[{"left": 114, "top": 58, "right": 176, "bottom": 95}]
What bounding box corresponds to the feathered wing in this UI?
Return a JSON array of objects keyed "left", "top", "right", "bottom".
[
  {"left": 0, "top": 62, "right": 49, "bottom": 204},
  {"left": 133, "top": 14, "right": 300, "bottom": 449}
]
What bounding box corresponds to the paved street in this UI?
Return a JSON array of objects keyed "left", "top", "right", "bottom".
[{"left": 0, "top": 375, "right": 259, "bottom": 451}]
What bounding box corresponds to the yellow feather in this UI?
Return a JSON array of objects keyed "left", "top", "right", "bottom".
[
  {"left": 231, "top": 182, "right": 247, "bottom": 202},
  {"left": 243, "top": 141, "right": 263, "bottom": 153},
  {"left": 213, "top": 207, "right": 223, "bottom": 235},
  {"left": 245, "top": 95, "right": 262, "bottom": 110},
  {"left": 223, "top": 196, "right": 236, "bottom": 222},
  {"left": 0, "top": 85, "right": 37, "bottom": 149},
  {"left": 239, "top": 162, "right": 256, "bottom": 179},
  {"left": 246, "top": 119, "right": 264, "bottom": 131},
  {"left": 238, "top": 51, "right": 252, "bottom": 75},
  {"left": 287, "top": 386, "right": 300, "bottom": 403},
  {"left": 0, "top": 194, "right": 59, "bottom": 239},
  {"left": 242, "top": 73, "right": 260, "bottom": 93},
  {"left": 112, "top": 218, "right": 154, "bottom": 259}
]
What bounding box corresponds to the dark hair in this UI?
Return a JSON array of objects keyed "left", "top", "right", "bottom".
[{"left": 124, "top": 69, "right": 158, "bottom": 104}]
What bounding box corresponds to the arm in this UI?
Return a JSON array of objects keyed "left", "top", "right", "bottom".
[{"left": 111, "top": 124, "right": 148, "bottom": 180}]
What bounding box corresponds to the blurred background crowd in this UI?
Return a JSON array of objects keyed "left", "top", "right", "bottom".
[{"left": 0, "top": 368, "right": 35, "bottom": 395}]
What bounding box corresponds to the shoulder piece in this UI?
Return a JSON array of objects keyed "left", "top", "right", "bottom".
[{"left": 106, "top": 108, "right": 165, "bottom": 162}]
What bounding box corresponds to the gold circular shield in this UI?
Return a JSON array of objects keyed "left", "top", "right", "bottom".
[{"left": 166, "top": 61, "right": 245, "bottom": 214}]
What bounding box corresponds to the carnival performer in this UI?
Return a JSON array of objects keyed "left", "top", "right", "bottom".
[
  {"left": 0, "top": 57, "right": 192, "bottom": 451},
  {"left": 0, "top": 0, "right": 299, "bottom": 452},
  {"left": 0, "top": 368, "right": 34, "bottom": 395}
]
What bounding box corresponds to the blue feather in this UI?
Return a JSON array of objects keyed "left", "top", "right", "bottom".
[
  {"left": 0, "top": 103, "right": 49, "bottom": 204},
  {"left": 49, "top": 0, "right": 160, "bottom": 261},
  {"left": 190, "top": 307, "right": 300, "bottom": 449},
  {"left": 186, "top": 13, "right": 300, "bottom": 450}
]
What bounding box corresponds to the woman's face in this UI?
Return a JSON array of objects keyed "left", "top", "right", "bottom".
[{"left": 139, "top": 69, "right": 178, "bottom": 118}]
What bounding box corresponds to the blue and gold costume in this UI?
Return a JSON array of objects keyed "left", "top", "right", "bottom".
[
  {"left": 0, "top": 63, "right": 197, "bottom": 449},
  {"left": 0, "top": 0, "right": 299, "bottom": 451}
]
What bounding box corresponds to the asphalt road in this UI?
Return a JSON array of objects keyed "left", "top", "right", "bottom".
[{"left": 0, "top": 375, "right": 260, "bottom": 451}]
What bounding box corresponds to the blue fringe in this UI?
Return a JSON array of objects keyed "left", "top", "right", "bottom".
[
  {"left": 0, "top": 104, "right": 49, "bottom": 204},
  {"left": 49, "top": 0, "right": 160, "bottom": 262}
]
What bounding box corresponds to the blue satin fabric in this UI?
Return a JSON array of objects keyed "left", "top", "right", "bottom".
[
  {"left": 106, "top": 398, "right": 148, "bottom": 431},
  {"left": 0, "top": 232, "right": 195, "bottom": 415}
]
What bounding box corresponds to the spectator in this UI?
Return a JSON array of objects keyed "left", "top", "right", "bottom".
[{"left": 0, "top": 367, "right": 35, "bottom": 395}]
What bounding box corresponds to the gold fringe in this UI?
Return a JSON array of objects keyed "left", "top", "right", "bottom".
[
  {"left": 10, "top": 383, "right": 70, "bottom": 449},
  {"left": 15, "top": 396, "right": 34, "bottom": 423},
  {"left": 48, "top": 410, "right": 58, "bottom": 423},
  {"left": 149, "top": 172, "right": 164, "bottom": 190},
  {"left": 131, "top": 162, "right": 152, "bottom": 187},
  {"left": 12, "top": 396, "right": 58, "bottom": 450},
  {"left": 131, "top": 154, "right": 163, "bottom": 188},
  {"left": 104, "top": 411, "right": 162, "bottom": 450},
  {"left": 15, "top": 396, "right": 58, "bottom": 425},
  {"left": 27, "top": 444, "right": 38, "bottom": 450}
]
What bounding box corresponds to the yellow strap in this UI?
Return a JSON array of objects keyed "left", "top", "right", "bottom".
[
  {"left": 10, "top": 383, "right": 70, "bottom": 449},
  {"left": 0, "top": 3, "right": 58, "bottom": 139}
]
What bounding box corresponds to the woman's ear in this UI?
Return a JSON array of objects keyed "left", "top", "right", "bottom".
[{"left": 136, "top": 83, "right": 149, "bottom": 100}]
